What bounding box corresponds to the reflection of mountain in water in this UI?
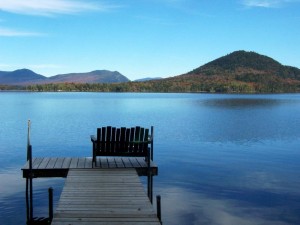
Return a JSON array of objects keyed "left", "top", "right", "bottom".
[{"left": 186, "top": 95, "right": 300, "bottom": 143}]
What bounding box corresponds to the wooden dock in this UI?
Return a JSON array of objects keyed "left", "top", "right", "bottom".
[
  {"left": 23, "top": 125, "right": 161, "bottom": 224},
  {"left": 51, "top": 168, "right": 161, "bottom": 225},
  {"left": 22, "top": 157, "right": 158, "bottom": 178},
  {"left": 22, "top": 156, "right": 160, "bottom": 225}
]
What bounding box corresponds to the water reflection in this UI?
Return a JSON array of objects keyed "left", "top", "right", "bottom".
[
  {"left": 157, "top": 138, "right": 300, "bottom": 225},
  {"left": 182, "top": 95, "right": 300, "bottom": 144},
  {"left": 1, "top": 93, "right": 300, "bottom": 225},
  {"left": 159, "top": 184, "right": 300, "bottom": 225},
  {"left": 0, "top": 167, "right": 64, "bottom": 225},
  {"left": 202, "top": 97, "right": 281, "bottom": 109},
  {"left": 0, "top": 169, "right": 25, "bottom": 196}
]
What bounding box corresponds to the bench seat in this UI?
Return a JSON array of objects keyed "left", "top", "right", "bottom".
[{"left": 91, "top": 126, "right": 153, "bottom": 167}]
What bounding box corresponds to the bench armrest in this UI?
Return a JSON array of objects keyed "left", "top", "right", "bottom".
[{"left": 90, "top": 135, "right": 97, "bottom": 142}]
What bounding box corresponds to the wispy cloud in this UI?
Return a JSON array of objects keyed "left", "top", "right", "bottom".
[
  {"left": 0, "top": 27, "right": 44, "bottom": 37},
  {"left": 0, "top": 0, "right": 118, "bottom": 16},
  {"left": 241, "top": 0, "right": 300, "bottom": 8}
]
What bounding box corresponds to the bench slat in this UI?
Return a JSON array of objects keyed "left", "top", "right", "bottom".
[
  {"left": 101, "top": 127, "right": 106, "bottom": 153},
  {"left": 91, "top": 126, "right": 153, "bottom": 167},
  {"left": 111, "top": 127, "right": 116, "bottom": 153},
  {"left": 125, "top": 128, "right": 130, "bottom": 152},
  {"left": 107, "top": 126, "right": 112, "bottom": 153}
]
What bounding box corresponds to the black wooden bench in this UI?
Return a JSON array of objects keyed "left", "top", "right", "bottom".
[{"left": 90, "top": 126, "right": 153, "bottom": 168}]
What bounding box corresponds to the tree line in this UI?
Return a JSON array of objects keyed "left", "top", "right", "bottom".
[{"left": 21, "top": 76, "right": 300, "bottom": 93}]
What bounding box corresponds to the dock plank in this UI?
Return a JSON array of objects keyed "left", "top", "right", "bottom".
[
  {"left": 137, "top": 157, "right": 148, "bottom": 168},
  {"left": 100, "top": 158, "right": 108, "bottom": 168},
  {"left": 107, "top": 157, "right": 117, "bottom": 168},
  {"left": 32, "top": 158, "right": 43, "bottom": 169},
  {"left": 54, "top": 158, "right": 65, "bottom": 169},
  {"left": 38, "top": 157, "right": 50, "bottom": 169},
  {"left": 77, "top": 158, "right": 86, "bottom": 168},
  {"left": 22, "top": 157, "right": 158, "bottom": 178},
  {"left": 61, "top": 157, "right": 72, "bottom": 169},
  {"left": 69, "top": 158, "right": 79, "bottom": 168},
  {"left": 46, "top": 157, "right": 58, "bottom": 169},
  {"left": 84, "top": 158, "right": 92, "bottom": 168},
  {"left": 51, "top": 168, "right": 161, "bottom": 225},
  {"left": 129, "top": 157, "right": 141, "bottom": 168},
  {"left": 115, "top": 157, "right": 125, "bottom": 168},
  {"left": 121, "top": 158, "right": 133, "bottom": 167}
]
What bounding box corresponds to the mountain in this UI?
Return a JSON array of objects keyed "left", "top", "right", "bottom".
[
  {"left": 48, "top": 70, "right": 129, "bottom": 83},
  {"left": 187, "top": 50, "right": 300, "bottom": 80},
  {"left": 0, "top": 69, "right": 46, "bottom": 85},
  {"left": 159, "top": 50, "right": 300, "bottom": 93},
  {"left": 2, "top": 51, "right": 300, "bottom": 93},
  {"left": 0, "top": 69, "right": 129, "bottom": 85}
]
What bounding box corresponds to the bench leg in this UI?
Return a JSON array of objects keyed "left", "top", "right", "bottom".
[
  {"left": 92, "top": 144, "right": 96, "bottom": 168},
  {"left": 93, "top": 156, "right": 97, "bottom": 168}
]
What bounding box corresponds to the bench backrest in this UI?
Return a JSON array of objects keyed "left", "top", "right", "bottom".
[{"left": 94, "top": 126, "right": 151, "bottom": 157}]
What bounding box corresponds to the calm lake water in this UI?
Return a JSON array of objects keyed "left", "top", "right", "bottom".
[{"left": 0, "top": 92, "right": 300, "bottom": 225}]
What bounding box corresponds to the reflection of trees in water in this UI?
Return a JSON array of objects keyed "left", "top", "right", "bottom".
[
  {"left": 203, "top": 98, "right": 281, "bottom": 109},
  {"left": 190, "top": 95, "right": 300, "bottom": 143}
]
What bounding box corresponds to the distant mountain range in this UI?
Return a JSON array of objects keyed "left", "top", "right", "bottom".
[
  {"left": 0, "top": 69, "right": 45, "bottom": 85},
  {"left": 2, "top": 50, "right": 300, "bottom": 93},
  {"left": 0, "top": 69, "right": 130, "bottom": 85}
]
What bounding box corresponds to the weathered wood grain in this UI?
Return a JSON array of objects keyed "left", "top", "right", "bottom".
[{"left": 51, "top": 168, "right": 161, "bottom": 225}]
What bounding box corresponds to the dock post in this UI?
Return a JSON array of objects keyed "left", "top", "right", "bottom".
[
  {"left": 147, "top": 143, "right": 153, "bottom": 203},
  {"left": 28, "top": 144, "right": 33, "bottom": 222},
  {"left": 156, "top": 195, "right": 162, "bottom": 224},
  {"left": 147, "top": 126, "right": 154, "bottom": 203},
  {"left": 27, "top": 120, "right": 31, "bottom": 160},
  {"left": 150, "top": 126, "right": 154, "bottom": 161},
  {"left": 26, "top": 119, "right": 34, "bottom": 224},
  {"left": 49, "top": 187, "right": 53, "bottom": 222},
  {"left": 147, "top": 173, "right": 153, "bottom": 203}
]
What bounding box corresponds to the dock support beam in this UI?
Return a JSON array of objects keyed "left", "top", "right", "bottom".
[
  {"left": 26, "top": 144, "right": 34, "bottom": 223},
  {"left": 148, "top": 126, "right": 154, "bottom": 203},
  {"left": 148, "top": 173, "right": 153, "bottom": 203},
  {"left": 26, "top": 120, "right": 34, "bottom": 223},
  {"left": 157, "top": 195, "right": 162, "bottom": 224},
  {"left": 48, "top": 187, "right": 53, "bottom": 223}
]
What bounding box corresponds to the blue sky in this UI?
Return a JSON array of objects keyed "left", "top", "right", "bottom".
[{"left": 0, "top": 0, "right": 299, "bottom": 80}]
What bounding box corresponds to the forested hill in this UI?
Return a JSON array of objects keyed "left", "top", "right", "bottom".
[
  {"left": 188, "top": 50, "right": 300, "bottom": 80},
  {"left": 160, "top": 50, "right": 300, "bottom": 93}
]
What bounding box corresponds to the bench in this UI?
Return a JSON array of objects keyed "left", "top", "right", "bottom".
[{"left": 90, "top": 126, "right": 153, "bottom": 168}]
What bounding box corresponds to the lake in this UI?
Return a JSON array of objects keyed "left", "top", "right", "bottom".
[{"left": 0, "top": 92, "right": 300, "bottom": 225}]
